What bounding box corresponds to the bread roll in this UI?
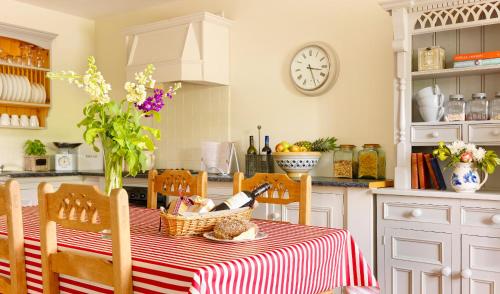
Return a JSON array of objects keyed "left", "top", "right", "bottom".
[{"left": 213, "top": 219, "right": 258, "bottom": 240}]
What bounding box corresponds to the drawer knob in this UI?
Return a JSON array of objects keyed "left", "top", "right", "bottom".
[
  {"left": 431, "top": 131, "right": 439, "bottom": 138},
  {"left": 269, "top": 212, "right": 281, "bottom": 220},
  {"left": 492, "top": 130, "right": 500, "bottom": 136},
  {"left": 491, "top": 214, "right": 500, "bottom": 224},
  {"left": 411, "top": 208, "right": 423, "bottom": 218},
  {"left": 441, "top": 266, "right": 452, "bottom": 277},
  {"left": 461, "top": 268, "right": 472, "bottom": 279}
]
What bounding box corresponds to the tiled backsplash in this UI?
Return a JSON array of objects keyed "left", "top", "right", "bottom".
[{"left": 153, "top": 83, "right": 230, "bottom": 170}]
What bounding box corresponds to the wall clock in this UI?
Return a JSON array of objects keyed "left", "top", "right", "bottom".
[{"left": 290, "top": 42, "right": 339, "bottom": 96}]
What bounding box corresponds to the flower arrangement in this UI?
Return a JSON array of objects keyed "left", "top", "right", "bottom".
[
  {"left": 48, "top": 56, "right": 181, "bottom": 195},
  {"left": 433, "top": 141, "right": 500, "bottom": 174}
]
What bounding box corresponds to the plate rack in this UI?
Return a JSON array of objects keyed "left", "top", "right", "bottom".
[{"left": 0, "top": 25, "right": 56, "bottom": 129}]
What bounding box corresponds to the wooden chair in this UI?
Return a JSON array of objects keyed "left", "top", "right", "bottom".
[
  {"left": 38, "top": 183, "right": 132, "bottom": 293},
  {"left": 147, "top": 169, "right": 208, "bottom": 209},
  {"left": 0, "top": 180, "right": 27, "bottom": 294},
  {"left": 233, "top": 172, "right": 311, "bottom": 225}
]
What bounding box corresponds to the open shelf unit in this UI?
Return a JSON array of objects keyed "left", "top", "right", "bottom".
[
  {"left": 412, "top": 63, "right": 500, "bottom": 80},
  {"left": 0, "top": 25, "right": 56, "bottom": 129}
]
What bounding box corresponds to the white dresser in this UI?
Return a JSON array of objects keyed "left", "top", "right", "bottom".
[{"left": 376, "top": 189, "right": 500, "bottom": 294}]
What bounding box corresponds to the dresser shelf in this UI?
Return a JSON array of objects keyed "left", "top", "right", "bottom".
[
  {"left": 0, "top": 125, "right": 45, "bottom": 130},
  {"left": 0, "top": 100, "right": 50, "bottom": 108},
  {"left": 412, "top": 63, "right": 500, "bottom": 80},
  {"left": 0, "top": 61, "right": 50, "bottom": 72}
]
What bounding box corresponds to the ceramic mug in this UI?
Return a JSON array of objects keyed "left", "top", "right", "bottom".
[
  {"left": 29, "top": 115, "right": 39, "bottom": 128},
  {"left": 0, "top": 113, "right": 10, "bottom": 126},
  {"left": 10, "top": 114, "right": 19, "bottom": 127},
  {"left": 416, "top": 84, "right": 441, "bottom": 98},
  {"left": 19, "top": 115, "right": 29, "bottom": 127},
  {"left": 416, "top": 93, "right": 444, "bottom": 107},
  {"left": 419, "top": 106, "right": 444, "bottom": 122}
]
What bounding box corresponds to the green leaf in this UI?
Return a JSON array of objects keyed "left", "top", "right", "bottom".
[
  {"left": 83, "top": 128, "right": 104, "bottom": 144},
  {"left": 142, "top": 126, "right": 161, "bottom": 140}
]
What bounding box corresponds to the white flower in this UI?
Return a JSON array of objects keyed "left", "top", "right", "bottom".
[
  {"left": 473, "top": 147, "right": 487, "bottom": 162},
  {"left": 447, "top": 141, "right": 466, "bottom": 156},
  {"left": 465, "top": 143, "right": 477, "bottom": 153},
  {"left": 148, "top": 79, "right": 156, "bottom": 88}
]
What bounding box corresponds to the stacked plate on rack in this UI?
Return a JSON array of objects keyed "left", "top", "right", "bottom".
[{"left": 0, "top": 73, "right": 46, "bottom": 103}]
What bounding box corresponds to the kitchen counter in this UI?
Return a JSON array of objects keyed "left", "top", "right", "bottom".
[{"left": 1, "top": 170, "right": 393, "bottom": 188}]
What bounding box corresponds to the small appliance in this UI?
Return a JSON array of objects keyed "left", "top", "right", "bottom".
[
  {"left": 77, "top": 143, "right": 104, "bottom": 171},
  {"left": 53, "top": 142, "right": 81, "bottom": 171}
]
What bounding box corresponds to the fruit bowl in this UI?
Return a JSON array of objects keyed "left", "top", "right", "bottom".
[{"left": 273, "top": 152, "right": 322, "bottom": 177}]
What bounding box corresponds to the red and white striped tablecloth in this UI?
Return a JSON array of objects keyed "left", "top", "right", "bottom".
[{"left": 0, "top": 206, "right": 378, "bottom": 294}]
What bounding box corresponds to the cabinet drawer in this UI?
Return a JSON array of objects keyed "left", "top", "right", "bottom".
[
  {"left": 383, "top": 201, "right": 452, "bottom": 225},
  {"left": 411, "top": 125, "right": 461, "bottom": 144},
  {"left": 468, "top": 124, "right": 500, "bottom": 144},
  {"left": 461, "top": 206, "right": 500, "bottom": 229}
]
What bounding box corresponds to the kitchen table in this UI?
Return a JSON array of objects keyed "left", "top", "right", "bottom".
[{"left": 0, "top": 207, "right": 377, "bottom": 293}]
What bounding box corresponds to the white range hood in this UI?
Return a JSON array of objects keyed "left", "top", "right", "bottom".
[{"left": 124, "top": 12, "right": 232, "bottom": 86}]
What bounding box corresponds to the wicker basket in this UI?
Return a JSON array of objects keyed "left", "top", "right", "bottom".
[{"left": 161, "top": 208, "right": 253, "bottom": 237}]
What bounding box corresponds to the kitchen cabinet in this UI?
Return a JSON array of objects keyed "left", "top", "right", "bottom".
[
  {"left": 14, "top": 176, "right": 102, "bottom": 206},
  {"left": 376, "top": 190, "right": 500, "bottom": 294}
]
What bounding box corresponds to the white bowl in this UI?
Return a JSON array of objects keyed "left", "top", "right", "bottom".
[{"left": 273, "top": 152, "right": 322, "bottom": 177}]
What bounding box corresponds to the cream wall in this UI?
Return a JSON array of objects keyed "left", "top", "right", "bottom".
[
  {"left": 0, "top": 0, "right": 95, "bottom": 170},
  {"left": 95, "top": 0, "right": 395, "bottom": 177}
]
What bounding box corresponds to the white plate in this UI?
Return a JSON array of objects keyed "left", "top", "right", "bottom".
[
  {"left": 16, "top": 76, "right": 24, "bottom": 101},
  {"left": 4, "top": 75, "right": 13, "bottom": 101},
  {"left": 39, "top": 84, "right": 46, "bottom": 103},
  {"left": 31, "top": 83, "right": 38, "bottom": 103},
  {"left": 0, "top": 74, "right": 7, "bottom": 100},
  {"left": 13, "top": 76, "right": 20, "bottom": 101},
  {"left": 0, "top": 74, "right": 4, "bottom": 100},
  {"left": 23, "top": 77, "right": 30, "bottom": 102},
  {"left": 203, "top": 231, "right": 268, "bottom": 243}
]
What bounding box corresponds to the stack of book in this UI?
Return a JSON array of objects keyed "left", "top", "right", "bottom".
[
  {"left": 411, "top": 153, "right": 446, "bottom": 190},
  {"left": 453, "top": 50, "right": 500, "bottom": 68}
]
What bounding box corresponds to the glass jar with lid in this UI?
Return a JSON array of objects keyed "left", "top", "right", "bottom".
[
  {"left": 333, "top": 145, "right": 357, "bottom": 178},
  {"left": 376, "top": 145, "right": 386, "bottom": 180},
  {"left": 490, "top": 92, "right": 500, "bottom": 121},
  {"left": 466, "top": 92, "right": 489, "bottom": 121},
  {"left": 358, "top": 144, "right": 379, "bottom": 179},
  {"left": 444, "top": 94, "right": 466, "bottom": 121}
]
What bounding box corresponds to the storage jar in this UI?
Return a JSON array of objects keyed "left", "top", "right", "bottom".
[
  {"left": 467, "top": 93, "right": 488, "bottom": 121},
  {"left": 444, "top": 94, "right": 466, "bottom": 122},
  {"left": 418, "top": 46, "right": 445, "bottom": 71},
  {"left": 490, "top": 92, "right": 500, "bottom": 121},
  {"left": 358, "top": 144, "right": 385, "bottom": 180},
  {"left": 333, "top": 145, "right": 357, "bottom": 178}
]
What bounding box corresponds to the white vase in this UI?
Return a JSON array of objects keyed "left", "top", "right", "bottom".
[{"left": 450, "top": 162, "right": 488, "bottom": 193}]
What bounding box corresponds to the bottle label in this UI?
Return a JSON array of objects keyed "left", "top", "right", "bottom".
[{"left": 224, "top": 192, "right": 252, "bottom": 209}]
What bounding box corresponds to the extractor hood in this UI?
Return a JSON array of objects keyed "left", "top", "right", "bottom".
[{"left": 124, "top": 12, "right": 232, "bottom": 86}]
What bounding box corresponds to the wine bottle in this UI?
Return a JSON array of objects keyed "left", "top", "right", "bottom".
[
  {"left": 262, "top": 135, "right": 272, "bottom": 155},
  {"left": 211, "top": 183, "right": 271, "bottom": 211},
  {"left": 247, "top": 135, "right": 257, "bottom": 155}
]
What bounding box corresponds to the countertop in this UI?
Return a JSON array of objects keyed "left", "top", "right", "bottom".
[{"left": 1, "top": 170, "right": 393, "bottom": 188}]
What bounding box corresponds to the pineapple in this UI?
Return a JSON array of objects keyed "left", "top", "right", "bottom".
[
  {"left": 294, "top": 140, "right": 313, "bottom": 151},
  {"left": 311, "top": 137, "right": 337, "bottom": 152}
]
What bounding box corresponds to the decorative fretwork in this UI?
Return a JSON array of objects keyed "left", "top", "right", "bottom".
[
  {"left": 240, "top": 173, "right": 302, "bottom": 204},
  {"left": 46, "top": 184, "right": 111, "bottom": 233},
  {"left": 414, "top": 0, "right": 500, "bottom": 32},
  {"left": 57, "top": 193, "right": 101, "bottom": 225},
  {"left": 155, "top": 171, "right": 197, "bottom": 196}
]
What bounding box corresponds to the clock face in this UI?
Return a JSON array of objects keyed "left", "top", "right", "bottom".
[
  {"left": 58, "top": 156, "right": 71, "bottom": 168},
  {"left": 290, "top": 43, "right": 339, "bottom": 95}
]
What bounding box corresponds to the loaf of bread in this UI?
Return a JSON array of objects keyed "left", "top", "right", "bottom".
[{"left": 213, "top": 219, "right": 258, "bottom": 240}]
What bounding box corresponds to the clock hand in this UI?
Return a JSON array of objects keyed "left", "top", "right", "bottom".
[{"left": 307, "top": 64, "right": 317, "bottom": 86}]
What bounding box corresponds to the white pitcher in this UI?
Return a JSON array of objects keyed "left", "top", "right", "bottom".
[{"left": 451, "top": 162, "right": 488, "bottom": 193}]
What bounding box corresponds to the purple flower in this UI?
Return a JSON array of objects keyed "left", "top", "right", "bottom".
[{"left": 136, "top": 88, "right": 166, "bottom": 115}]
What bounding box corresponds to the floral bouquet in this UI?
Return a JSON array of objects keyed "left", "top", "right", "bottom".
[
  {"left": 434, "top": 141, "right": 500, "bottom": 192},
  {"left": 48, "top": 56, "right": 181, "bottom": 195},
  {"left": 433, "top": 141, "right": 500, "bottom": 174}
]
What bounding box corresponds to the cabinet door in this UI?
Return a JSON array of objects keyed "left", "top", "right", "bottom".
[
  {"left": 461, "top": 235, "right": 500, "bottom": 294},
  {"left": 384, "top": 228, "right": 452, "bottom": 294},
  {"left": 282, "top": 191, "right": 344, "bottom": 228}
]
